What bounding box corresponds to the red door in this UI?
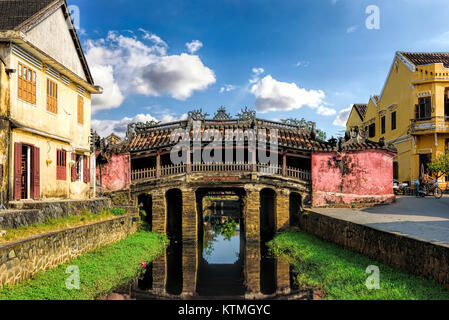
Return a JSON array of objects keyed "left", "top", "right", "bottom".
[{"left": 13, "top": 142, "right": 22, "bottom": 200}]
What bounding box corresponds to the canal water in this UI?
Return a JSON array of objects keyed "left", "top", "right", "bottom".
[{"left": 108, "top": 203, "right": 309, "bottom": 300}]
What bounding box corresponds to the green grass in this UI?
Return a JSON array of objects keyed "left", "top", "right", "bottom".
[
  {"left": 1, "top": 210, "right": 121, "bottom": 244},
  {"left": 268, "top": 231, "right": 449, "bottom": 300},
  {"left": 0, "top": 228, "right": 168, "bottom": 300}
]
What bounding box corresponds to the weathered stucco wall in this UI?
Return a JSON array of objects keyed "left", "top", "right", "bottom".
[
  {"left": 0, "top": 60, "right": 10, "bottom": 204},
  {"left": 299, "top": 210, "right": 449, "bottom": 289},
  {"left": 311, "top": 150, "right": 395, "bottom": 207},
  {"left": 0, "top": 214, "right": 139, "bottom": 286},
  {"left": 97, "top": 152, "right": 131, "bottom": 192}
]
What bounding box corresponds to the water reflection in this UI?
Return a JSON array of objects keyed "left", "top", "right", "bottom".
[{"left": 130, "top": 207, "right": 305, "bottom": 300}]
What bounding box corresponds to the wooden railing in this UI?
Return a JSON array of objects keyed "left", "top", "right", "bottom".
[{"left": 131, "top": 163, "right": 311, "bottom": 183}]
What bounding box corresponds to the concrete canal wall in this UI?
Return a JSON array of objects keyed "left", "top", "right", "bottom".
[
  {"left": 0, "top": 214, "right": 139, "bottom": 286},
  {"left": 300, "top": 210, "right": 449, "bottom": 289}
]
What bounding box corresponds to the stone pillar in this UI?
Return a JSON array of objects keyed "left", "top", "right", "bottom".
[
  {"left": 152, "top": 189, "right": 166, "bottom": 234},
  {"left": 244, "top": 241, "right": 261, "bottom": 298},
  {"left": 156, "top": 151, "right": 161, "bottom": 178},
  {"left": 181, "top": 243, "right": 198, "bottom": 297},
  {"left": 152, "top": 253, "right": 166, "bottom": 295},
  {"left": 276, "top": 259, "right": 291, "bottom": 295},
  {"left": 276, "top": 188, "right": 290, "bottom": 233},
  {"left": 282, "top": 153, "right": 287, "bottom": 176},
  {"left": 181, "top": 188, "right": 197, "bottom": 243},
  {"left": 244, "top": 186, "right": 261, "bottom": 243}
]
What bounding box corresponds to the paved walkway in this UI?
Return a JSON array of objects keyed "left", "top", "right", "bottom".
[{"left": 311, "top": 196, "right": 449, "bottom": 246}]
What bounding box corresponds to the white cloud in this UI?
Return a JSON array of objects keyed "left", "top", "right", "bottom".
[
  {"left": 250, "top": 75, "right": 326, "bottom": 114},
  {"left": 317, "top": 105, "right": 337, "bottom": 116},
  {"left": 186, "top": 40, "right": 203, "bottom": 54},
  {"left": 331, "top": 0, "right": 339, "bottom": 4},
  {"left": 333, "top": 107, "right": 352, "bottom": 127},
  {"left": 85, "top": 31, "right": 215, "bottom": 113},
  {"left": 92, "top": 113, "right": 188, "bottom": 137},
  {"left": 220, "top": 84, "right": 237, "bottom": 93},
  {"left": 295, "top": 61, "right": 310, "bottom": 68},
  {"left": 346, "top": 25, "right": 358, "bottom": 33},
  {"left": 249, "top": 67, "right": 265, "bottom": 84}
]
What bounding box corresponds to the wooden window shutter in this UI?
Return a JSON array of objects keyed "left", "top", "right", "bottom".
[
  {"left": 83, "top": 155, "right": 90, "bottom": 183},
  {"left": 32, "top": 147, "right": 40, "bottom": 200},
  {"left": 415, "top": 104, "right": 419, "bottom": 119},
  {"left": 71, "top": 153, "right": 77, "bottom": 182},
  {"left": 56, "top": 149, "right": 67, "bottom": 180},
  {"left": 13, "top": 142, "right": 22, "bottom": 200}
]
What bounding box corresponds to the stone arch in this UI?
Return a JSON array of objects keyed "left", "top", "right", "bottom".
[
  {"left": 289, "top": 192, "right": 302, "bottom": 227},
  {"left": 165, "top": 188, "right": 183, "bottom": 241},
  {"left": 137, "top": 193, "right": 152, "bottom": 230},
  {"left": 260, "top": 188, "right": 276, "bottom": 241}
]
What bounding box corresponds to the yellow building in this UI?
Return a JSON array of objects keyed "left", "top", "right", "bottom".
[
  {"left": 0, "top": 0, "right": 102, "bottom": 201},
  {"left": 346, "top": 52, "right": 449, "bottom": 188}
]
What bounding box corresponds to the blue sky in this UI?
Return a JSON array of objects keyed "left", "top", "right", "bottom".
[{"left": 70, "top": 0, "right": 449, "bottom": 138}]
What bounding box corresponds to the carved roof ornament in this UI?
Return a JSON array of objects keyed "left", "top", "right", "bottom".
[
  {"left": 213, "top": 106, "right": 232, "bottom": 120},
  {"left": 236, "top": 106, "right": 256, "bottom": 121},
  {"left": 281, "top": 118, "right": 316, "bottom": 133},
  {"left": 188, "top": 108, "right": 210, "bottom": 121}
]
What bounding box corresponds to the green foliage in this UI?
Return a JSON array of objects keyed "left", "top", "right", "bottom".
[
  {"left": 211, "top": 217, "right": 238, "bottom": 241},
  {"left": 428, "top": 152, "right": 449, "bottom": 179},
  {"left": 110, "top": 207, "right": 126, "bottom": 216},
  {"left": 317, "top": 129, "right": 327, "bottom": 141},
  {"left": 268, "top": 232, "right": 449, "bottom": 300},
  {"left": 0, "top": 230, "right": 168, "bottom": 300}
]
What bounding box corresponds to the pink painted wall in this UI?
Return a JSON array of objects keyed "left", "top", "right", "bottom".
[
  {"left": 311, "top": 150, "right": 395, "bottom": 207},
  {"left": 96, "top": 152, "right": 131, "bottom": 192}
]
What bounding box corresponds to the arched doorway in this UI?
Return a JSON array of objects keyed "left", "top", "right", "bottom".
[
  {"left": 289, "top": 192, "right": 302, "bottom": 227},
  {"left": 137, "top": 193, "right": 152, "bottom": 230}
]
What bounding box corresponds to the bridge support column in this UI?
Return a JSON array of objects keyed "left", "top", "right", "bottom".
[
  {"left": 181, "top": 243, "right": 198, "bottom": 297},
  {"left": 244, "top": 186, "right": 261, "bottom": 243},
  {"left": 244, "top": 241, "right": 261, "bottom": 298},
  {"left": 152, "top": 189, "right": 166, "bottom": 234},
  {"left": 276, "top": 189, "right": 290, "bottom": 233},
  {"left": 276, "top": 259, "right": 291, "bottom": 295},
  {"left": 181, "top": 188, "right": 198, "bottom": 243}
]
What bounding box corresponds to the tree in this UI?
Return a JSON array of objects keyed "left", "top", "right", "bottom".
[
  {"left": 428, "top": 152, "right": 449, "bottom": 180},
  {"left": 317, "top": 129, "right": 327, "bottom": 141}
]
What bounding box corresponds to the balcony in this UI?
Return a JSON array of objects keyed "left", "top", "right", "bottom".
[
  {"left": 131, "top": 162, "right": 311, "bottom": 183},
  {"left": 410, "top": 116, "right": 449, "bottom": 134}
]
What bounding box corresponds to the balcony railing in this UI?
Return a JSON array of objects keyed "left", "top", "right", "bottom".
[
  {"left": 410, "top": 116, "right": 449, "bottom": 133},
  {"left": 131, "top": 163, "right": 311, "bottom": 183}
]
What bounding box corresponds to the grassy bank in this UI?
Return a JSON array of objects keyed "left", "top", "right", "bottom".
[
  {"left": 0, "top": 228, "right": 168, "bottom": 300},
  {"left": 268, "top": 231, "right": 449, "bottom": 300},
  {"left": 0, "top": 209, "right": 127, "bottom": 244}
]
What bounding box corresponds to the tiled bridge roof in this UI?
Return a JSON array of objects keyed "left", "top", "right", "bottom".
[{"left": 110, "top": 108, "right": 396, "bottom": 155}]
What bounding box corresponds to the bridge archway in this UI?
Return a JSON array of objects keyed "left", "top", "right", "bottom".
[
  {"left": 260, "top": 188, "right": 276, "bottom": 241},
  {"left": 289, "top": 192, "right": 302, "bottom": 227},
  {"left": 166, "top": 189, "right": 183, "bottom": 240},
  {"left": 137, "top": 193, "right": 152, "bottom": 230}
]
